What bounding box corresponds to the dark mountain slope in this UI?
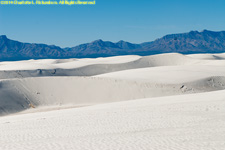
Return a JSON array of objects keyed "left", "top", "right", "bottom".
[{"left": 0, "top": 30, "right": 225, "bottom": 60}]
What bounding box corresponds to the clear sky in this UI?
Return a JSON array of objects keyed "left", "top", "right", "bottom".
[{"left": 0, "top": 0, "right": 225, "bottom": 47}]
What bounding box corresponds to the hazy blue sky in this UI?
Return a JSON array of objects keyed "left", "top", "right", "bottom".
[{"left": 0, "top": 0, "right": 225, "bottom": 47}]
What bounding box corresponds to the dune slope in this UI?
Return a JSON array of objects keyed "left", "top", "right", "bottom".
[
  {"left": 0, "top": 53, "right": 200, "bottom": 79},
  {"left": 0, "top": 89, "right": 225, "bottom": 150},
  {"left": 1, "top": 76, "right": 225, "bottom": 116}
]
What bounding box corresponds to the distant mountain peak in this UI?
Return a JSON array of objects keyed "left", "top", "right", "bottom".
[
  {"left": 189, "top": 30, "right": 199, "bottom": 34},
  {"left": 0, "top": 35, "right": 8, "bottom": 40},
  {"left": 116, "top": 40, "right": 140, "bottom": 50},
  {"left": 89, "top": 39, "right": 107, "bottom": 46},
  {"left": 91, "top": 39, "right": 104, "bottom": 43},
  {"left": 117, "top": 40, "right": 126, "bottom": 43},
  {"left": 202, "top": 29, "right": 210, "bottom": 32}
]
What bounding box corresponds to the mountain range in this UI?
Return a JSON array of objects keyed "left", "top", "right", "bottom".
[{"left": 0, "top": 30, "right": 225, "bottom": 61}]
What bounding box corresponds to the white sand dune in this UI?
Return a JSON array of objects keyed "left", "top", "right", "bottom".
[
  {"left": 0, "top": 55, "right": 142, "bottom": 71},
  {"left": 0, "top": 53, "right": 205, "bottom": 79},
  {"left": 1, "top": 53, "right": 225, "bottom": 149},
  {"left": 1, "top": 76, "right": 225, "bottom": 116},
  {"left": 187, "top": 53, "right": 225, "bottom": 60},
  {"left": 96, "top": 65, "right": 225, "bottom": 83},
  {"left": 0, "top": 89, "right": 225, "bottom": 150},
  {"left": 1, "top": 53, "right": 225, "bottom": 80}
]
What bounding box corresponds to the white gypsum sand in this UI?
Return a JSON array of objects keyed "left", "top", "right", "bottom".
[
  {"left": 0, "top": 53, "right": 225, "bottom": 150},
  {"left": 0, "top": 90, "right": 225, "bottom": 150}
]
